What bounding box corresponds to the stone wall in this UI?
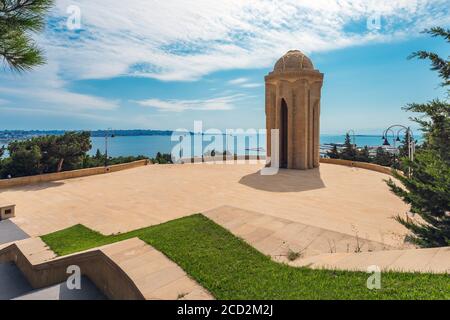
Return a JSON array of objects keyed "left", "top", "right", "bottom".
[
  {"left": 180, "top": 156, "right": 394, "bottom": 175},
  {"left": 0, "top": 159, "right": 149, "bottom": 189},
  {"left": 0, "top": 242, "right": 145, "bottom": 300},
  {"left": 319, "top": 158, "right": 394, "bottom": 175}
]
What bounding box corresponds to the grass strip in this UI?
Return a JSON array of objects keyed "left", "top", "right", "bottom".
[{"left": 41, "top": 214, "right": 450, "bottom": 299}]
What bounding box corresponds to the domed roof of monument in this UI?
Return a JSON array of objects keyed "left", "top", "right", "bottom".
[{"left": 273, "top": 50, "right": 314, "bottom": 72}]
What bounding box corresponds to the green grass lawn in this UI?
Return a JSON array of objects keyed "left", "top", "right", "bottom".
[{"left": 41, "top": 214, "right": 450, "bottom": 299}]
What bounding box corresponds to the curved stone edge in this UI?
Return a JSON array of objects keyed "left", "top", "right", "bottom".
[
  {"left": 319, "top": 158, "right": 395, "bottom": 176},
  {"left": 0, "top": 237, "right": 214, "bottom": 300},
  {"left": 176, "top": 156, "right": 395, "bottom": 176},
  {"left": 0, "top": 159, "right": 150, "bottom": 189},
  {"left": 0, "top": 239, "right": 145, "bottom": 300}
]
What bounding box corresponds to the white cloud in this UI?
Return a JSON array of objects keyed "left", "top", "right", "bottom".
[
  {"left": 0, "top": 62, "right": 119, "bottom": 112},
  {"left": 228, "top": 78, "right": 250, "bottom": 85},
  {"left": 242, "top": 83, "right": 262, "bottom": 88},
  {"left": 0, "top": 87, "right": 118, "bottom": 111},
  {"left": 41, "top": 0, "right": 449, "bottom": 81},
  {"left": 133, "top": 94, "right": 246, "bottom": 112},
  {"left": 0, "top": 105, "right": 115, "bottom": 121},
  {"left": 228, "top": 78, "right": 263, "bottom": 88},
  {"left": 2, "top": 0, "right": 449, "bottom": 123}
]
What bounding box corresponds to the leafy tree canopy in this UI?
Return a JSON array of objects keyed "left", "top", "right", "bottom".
[{"left": 0, "top": 131, "right": 91, "bottom": 177}]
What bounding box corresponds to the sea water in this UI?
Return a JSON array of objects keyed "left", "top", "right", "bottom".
[{"left": 88, "top": 134, "right": 414, "bottom": 158}]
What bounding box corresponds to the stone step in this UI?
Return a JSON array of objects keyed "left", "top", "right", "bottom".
[
  {"left": 290, "top": 247, "right": 450, "bottom": 273},
  {"left": 15, "top": 237, "right": 56, "bottom": 264},
  {"left": 205, "top": 205, "right": 394, "bottom": 261},
  {"left": 205, "top": 206, "right": 449, "bottom": 274},
  {"left": 0, "top": 236, "right": 213, "bottom": 300},
  {"left": 101, "top": 238, "right": 213, "bottom": 300}
]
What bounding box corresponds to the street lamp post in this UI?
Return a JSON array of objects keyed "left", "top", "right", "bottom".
[
  {"left": 179, "top": 135, "right": 184, "bottom": 163},
  {"left": 382, "top": 128, "right": 396, "bottom": 147},
  {"left": 346, "top": 129, "right": 356, "bottom": 148},
  {"left": 382, "top": 125, "right": 415, "bottom": 176},
  {"left": 227, "top": 133, "right": 233, "bottom": 159},
  {"left": 104, "top": 128, "right": 115, "bottom": 167}
]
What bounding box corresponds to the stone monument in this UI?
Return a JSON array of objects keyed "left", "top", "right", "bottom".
[{"left": 265, "top": 50, "right": 324, "bottom": 169}]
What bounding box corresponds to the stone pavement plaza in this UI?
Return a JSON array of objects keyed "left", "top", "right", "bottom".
[{"left": 0, "top": 163, "right": 409, "bottom": 247}]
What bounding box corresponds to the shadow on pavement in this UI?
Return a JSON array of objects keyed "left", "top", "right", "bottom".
[{"left": 239, "top": 168, "right": 325, "bottom": 192}]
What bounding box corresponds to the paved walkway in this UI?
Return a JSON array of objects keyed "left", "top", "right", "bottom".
[
  {"left": 2, "top": 163, "right": 409, "bottom": 247},
  {"left": 13, "top": 276, "right": 106, "bottom": 300},
  {"left": 205, "top": 206, "right": 398, "bottom": 261},
  {"left": 100, "top": 238, "right": 213, "bottom": 300},
  {"left": 0, "top": 220, "right": 29, "bottom": 244},
  {"left": 205, "top": 206, "right": 449, "bottom": 274},
  {"left": 291, "top": 247, "right": 450, "bottom": 273},
  {"left": 0, "top": 262, "right": 33, "bottom": 299}
]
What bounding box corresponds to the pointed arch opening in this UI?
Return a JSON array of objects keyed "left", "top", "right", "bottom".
[{"left": 280, "top": 98, "right": 288, "bottom": 168}]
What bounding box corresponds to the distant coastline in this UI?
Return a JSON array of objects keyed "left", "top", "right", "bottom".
[
  {"left": 0, "top": 129, "right": 405, "bottom": 141},
  {"left": 0, "top": 129, "right": 174, "bottom": 142},
  {"left": 0, "top": 130, "right": 421, "bottom": 159}
]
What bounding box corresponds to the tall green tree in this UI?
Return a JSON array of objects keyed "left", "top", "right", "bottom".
[
  {"left": 387, "top": 27, "right": 450, "bottom": 247},
  {"left": 398, "top": 130, "right": 413, "bottom": 158},
  {"left": 2, "top": 141, "right": 42, "bottom": 177},
  {"left": 51, "top": 132, "right": 91, "bottom": 172},
  {"left": 35, "top": 134, "right": 58, "bottom": 173},
  {"left": 326, "top": 145, "right": 340, "bottom": 159},
  {"left": 340, "top": 133, "right": 357, "bottom": 161},
  {"left": 0, "top": 131, "right": 91, "bottom": 177},
  {"left": 152, "top": 152, "right": 173, "bottom": 164},
  {"left": 0, "top": 0, "right": 53, "bottom": 71},
  {"left": 355, "top": 146, "right": 370, "bottom": 163},
  {"left": 94, "top": 149, "right": 103, "bottom": 160},
  {"left": 395, "top": 131, "right": 419, "bottom": 172},
  {"left": 373, "top": 147, "right": 393, "bottom": 167}
]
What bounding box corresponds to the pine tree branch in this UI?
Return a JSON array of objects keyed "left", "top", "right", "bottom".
[
  {"left": 423, "top": 27, "right": 450, "bottom": 43},
  {"left": 0, "top": 0, "right": 53, "bottom": 71},
  {"left": 407, "top": 27, "right": 450, "bottom": 87}
]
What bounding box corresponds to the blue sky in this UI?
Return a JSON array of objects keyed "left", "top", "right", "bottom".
[{"left": 0, "top": 0, "right": 449, "bottom": 134}]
